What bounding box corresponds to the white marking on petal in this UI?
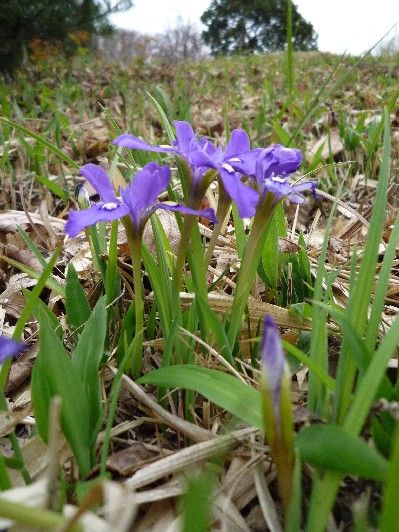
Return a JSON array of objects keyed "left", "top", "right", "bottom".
[
  {"left": 101, "top": 202, "right": 118, "bottom": 211},
  {"left": 271, "top": 175, "right": 286, "bottom": 183},
  {"left": 228, "top": 157, "right": 241, "bottom": 162},
  {"left": 222, "top": 162, "right": 235, "bottom": 173}
]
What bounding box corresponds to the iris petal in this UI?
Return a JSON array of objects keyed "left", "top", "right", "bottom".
[
  {"left": 152, "top": 202, "right": 218, "bottom": 224},
  {"left": 114, "top": 133, "right": 175, "bottom": 154},
  {"left": 224, "top": 129, "right": 251, "bottom": 159},
  {"left": 65, "top": 203, "right": 129, "bottom": 238},
  {"left": 218, "top": 167, "right": 258, "bottom": 218},
  {"left": 80, "top": 164, "right": 118, "bottom": 203}
]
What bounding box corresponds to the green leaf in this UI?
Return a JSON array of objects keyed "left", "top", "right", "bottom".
[
  {"left": 182, "top": 467, "right": 218, "bottom": 532},
  {"left": 296, "top": 425, "right": 388, "bottom": 480},
  {"left": 32, "top": 309, "right": 92, "bottom": 477},
  {"left": 286, "top": 450, "right": 302, "bottom": 532},
  {"left": 16, "top": 226, "right": 47, "bottom": 269},
  {"left": 0, "top": 254, "right": 65, "bottom": 298},
  {"left": 365, "top": 213, "right": 399, "bottom": 352},
  {"left": 380, "top": 421, "right": 399, "bottom": 531},
  {"left": 138, "top": 365, "right": 263, "bottom": 430},
  {"left": 31, "top": 358, "right": 52, "bottom": 444},
  {"left": 65, "top": 263, "right": 91, "bottom": 329},
  {"left": 72, "top": 297, "right": 106, "bottom": 440},
  {"left": 35, "top": 174, "right": 69, "bottom": 201},
  {"left": 194, "top": 295, "right": 233, "bottom": 365},
  {"left": 142, "top": 242, "right": 171, "bottom": 338},
  {"left": 334, "top": 110, "right": 391, "bottom": 422}
]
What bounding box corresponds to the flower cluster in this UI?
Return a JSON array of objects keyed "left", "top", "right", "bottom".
[{"left": 65, "top": 121, "right": 316, "bottom": 238}]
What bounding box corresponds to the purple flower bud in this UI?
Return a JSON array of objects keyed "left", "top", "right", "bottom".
[
  {"left": 260, "top": 316, "right": 287, "bottom": 420},
  {"left": 0, "top": 336, "right": 25, "bottom": 364}
]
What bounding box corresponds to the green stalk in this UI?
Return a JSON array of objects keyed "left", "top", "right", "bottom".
[
  {"left": 172, "top": 214, "right": 196, "bottom": 298},
  {"left": 306, "top": 473, "right": 341, "bottom": 532},
  {"left": 122, "top": 217, "right": 144, "bottom": 377},
  {"left": 380, "top": 420, "right": 399, "bottom": 530},
  {"left": 0, "top": 497, "right": 82, "bottom": 530},
  {"left": 227, "top": 194, "right": 275, "bottom": 350},
  {"left": 130, "top": 237, "right": 144, "bottom": 377},
  {"left": 265, "top": 380, "right": 294, "bottom": 515},
  {"left": 0, "top": 456, "right": 11, "bottom": 491},
  {"left": 204, "top": 183, "right": 231, "bottom": 266}
]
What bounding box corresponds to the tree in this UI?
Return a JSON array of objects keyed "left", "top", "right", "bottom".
[
  {"left": 201, "top": 0, "right": 317, "bottom": 56},
  {"left": 153, "top": 21, "right": 205, "bottom": 63},
  {"left": 0, "top": 0, "right": 133, "bottom": 72}
]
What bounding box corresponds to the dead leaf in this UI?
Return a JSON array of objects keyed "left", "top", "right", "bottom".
[
  {"left": 5, "top": 343, "right": 38, "bottom": 397},
  {"left": 107, "top": 442, "right": 158, "bottom": 477},
  {"left": 305, "top": 128, "right": 344, "bottom": 162},
  {"left": 0, "top": 210, "right": 65, "bottom": 235}
]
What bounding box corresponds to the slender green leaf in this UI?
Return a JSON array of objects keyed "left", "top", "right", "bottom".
[
  {"left": 25, "top": 288, "right": 63, "bottom": 340},
  {"left": 65, "top": 263, "right": 91, "bottom": 329},
  {"left": 72, "top": 297, "right": 106, "bottom": 439},
  {"left": 0, "top": 117, "right": 79, "bottom": 169},
  {"left": 286, "top": 450, "right": 302, "bottom": 532},
  {"left": 142, "top": 243, "right": 171, "bottom": 338},
  {"left": 380, "top": 421, "right": 399, "bottom": 531},
  {"left": 16, "top": 226, "right": 47, "bottom": 269},
  {"left": 0, "top": 254, "right": 65, "bottom": 298},
  {"left": 296, "top": 425, "right": 388, "bottom": 480},
  {"left": 282, "top": 340, "right": 335, "bottom": 391},
  {"left": 334, "top": 109, "right": 391, "bottom": 422},
  {"left": 182, "top": 467, "right": 218, "bottom": 532},
  {"left": 32, "top": 309, "right": 92, "bottom": 477},
  {"left": 365, "top": 213, "right": 399, "bottom": 351},
  {"left": 35, "top": 174, "right": 69, "bottom": 201},
  {"left": 138, "top": 365, "right": 263, "bottom": 430}
]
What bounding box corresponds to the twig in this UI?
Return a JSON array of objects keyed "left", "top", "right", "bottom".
[{"left": 109, "top": 367, "right": 212, "bottom": 443}]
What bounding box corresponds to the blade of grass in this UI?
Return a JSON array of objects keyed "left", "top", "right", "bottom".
[
  {"left": 0, "top": 117, "right": 79, "bottom": 169},
  {"left": 333, "top": 109, "right": 391, "bottom": 423}
]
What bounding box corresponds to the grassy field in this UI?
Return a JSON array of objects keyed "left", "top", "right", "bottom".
[{"left": 0, "top": 48, "right": 399, "bottom": 530}]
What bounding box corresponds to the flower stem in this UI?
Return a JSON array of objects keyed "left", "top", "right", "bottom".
[
  {"left": 0, "top": 497, "right": 82, "bottom": 531},
  {"left": 172, "top": 205, "right": 200, "bottom": 298},
  {"left": 123, "top": 217, "right": 144, "bottom": 377},
  {"left": 204, "top": 184, "right": 231, "bottom": 267},
  {"left": 227, "top": 194, "right": 275, "bottom": 351},
  {"left": 130, "top": 237, "right": 144, "bottom": 377}
]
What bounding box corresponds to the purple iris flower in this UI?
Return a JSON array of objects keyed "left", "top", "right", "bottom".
[
  {"left": 65, "top": 162, "right": 217, "bottom": 238},
  {"left": 254, "top": 144, "right": 316, "bottom": 204},
  {"left": 0, "top": 336, "right": 25, "bottom": 364},
  {"left": 260, "top": 315, "right": 287, "bottom": 420},
  {"left": 114, "top": 121, "right": 212, "bottom": 197},
  {"left": 114, "top": 122, "right": 261, "bottom": 218},
  {"left": 188, "top": 129, "right": 261, "bottom": 218}
]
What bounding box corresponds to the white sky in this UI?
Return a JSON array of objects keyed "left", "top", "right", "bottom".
[{"left": 110, "top": 0, "right": 399, "bottom": 55}]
